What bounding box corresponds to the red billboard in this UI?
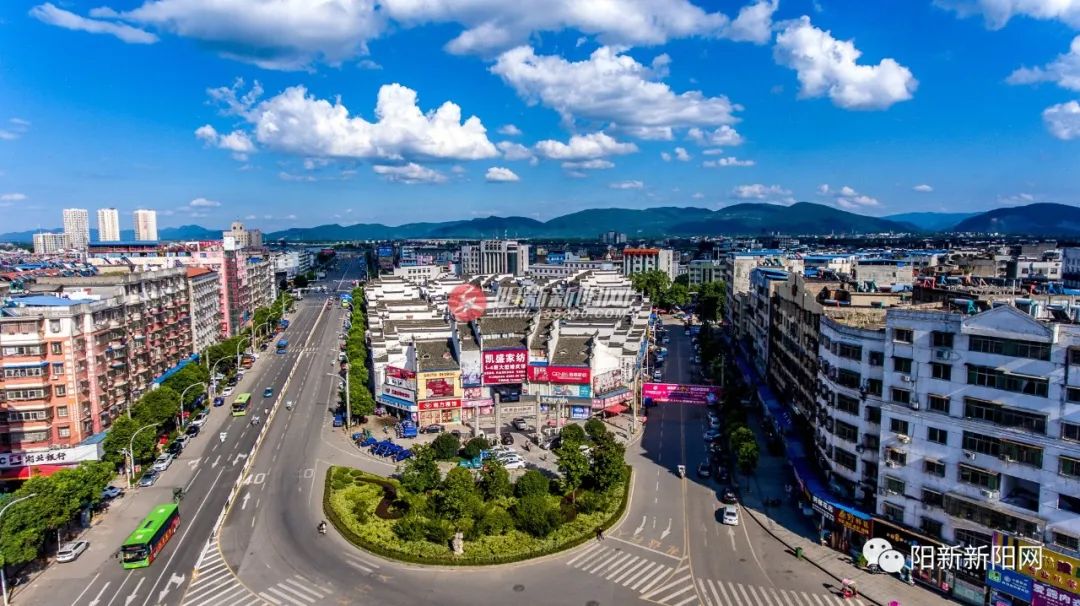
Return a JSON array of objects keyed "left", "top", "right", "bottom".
[
  {"left": 423, "top": 378, "right": 454, "bottom": 398},
  {"left": 418, "top": 399, "right": 461, "bottom": 411},
  {"left": 386, "top": 366, "right": 416, "bottom": 379},
  {"left": 527, "top": 365, "right": 591, "bottom": 384},
  {"left": 482, "top": 349, "right": 527, "bottom": 385},
  {"left": 642, "top": 382, "right": 721, "bottom": 404}
]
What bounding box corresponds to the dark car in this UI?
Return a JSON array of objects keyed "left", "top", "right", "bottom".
[
  {"left": 213, "top": 396, "right": 225, "bottom": 407},
  {"left": 424, "top": 424, "right": 445, "bottom": 434},
  {"left": 716, "top": 467, "right": 730, "bottom": 484},
  {"left": 721, "top": 489, "right": 738, "bottom": 505},
  {"left": 185, "top": 424, "right": 200, "bottom": 437},
  {"left": 259, "top": 342, "right": 269, "bottom": 351},
  {"left": 167, "top": 442, "right": 183, "bottom": 456},
  {"left": 500, "top": 432, "right": 514, "bottom": 446},
  {"left": 697, "top": 460, "right": 711, "bottom": 478}
]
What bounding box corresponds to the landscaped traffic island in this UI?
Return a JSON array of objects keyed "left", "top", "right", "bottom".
[{"left": 323, "top": 422, "right": 630, "bottom": 565}]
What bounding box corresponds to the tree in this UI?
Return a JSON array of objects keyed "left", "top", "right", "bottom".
[
  {"left": 729, "top": 426, "right": 755, "bottom": 452},
  {"left": 399, "top": 446, "right": 440, "bottom": 494},
  {"left": 435, "top": 467, "right": 481, "bottom": 522},
  {"left": 294, "top": 275, "right": 310, "bottom": 288},
  {"left": 513, "top": 494, "right": 561, "bottom": 537},
  {"left": 430, "top": 433, "right": 461, "bottom": 460},
  {"left": 479, "top": 461, "right": 512, "bottom": 501},
  {"left": 559, "top": 423, "right": 587, "bottom": 447},
  {"left": 583, "top": 418, "right": 607, "bottom": 442},
  {"left": 461, "top": 437, "right": 488, "bottom": 460},
  {"left": 674, "top": 274, "right": 690, "bottom": 287},
  {"left": 555, "top": 443, "right": 590, "bottom": 502},
  {"left": 589, "top": 433, "right": 627, "bottom": 491},
  {"left": 631, "top": 270, "right": 672, "bottom": 305},
  {"left": 660, "top": 282, "right": 690, "bottom": 309},
  {"left": 737, "top": 441, "right": 759, "bottom": 475},
  {"left": 134, "top": 386, "right": 181, "bottom": 428},
  {"left": 102, "top": 416, "right": 158, "bottom": 467},
  {"left": 698, "top": 280, "right": 728, "bottom": 323},
  {"left": 514, "top": 469, "right": 550, "bottom": 499}
]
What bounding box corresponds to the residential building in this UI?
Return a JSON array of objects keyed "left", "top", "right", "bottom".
[
  {"left": 853, "top": 259, "right": 915, "bottom": 289},
  {"left": 392, "top": 265, "right": 444, "bottom": 281},
  {"left": 688, "top": 259, "right": 723, "bottom": 286},
  {"left": 1063, "top": 247, "right": 1080, "bottom": 289},
  {"left": 133, "top": 209, "right": 158, "bottom": 241},
  {"left": 273, "top": 250, "right": 313, "bottom": 279},
  {"left": 621, "top": 248, "right": 676, "bottom": 279},
  {"left": 723, "top": 251, "right": 802, "bottom": 345},
  {"left": 33, "top": 233, "right": 68, "bottom": 255},
  {"left": 185, "top": 267, "right": 221, "bottom": 354},
  {"left": 600, "top": 231, "right": 627, "bottom": 245},
  {"left": 459, "top": 240, "right": 530, "bottom": 276},
  {"left": 1006, "top": 256, "right": 1062, "bottom": 281},
  {"left": 96, "top": 208, "right": 120, "bottom": 242},
  {"left": 223, "top": 221, "right": 263, "bottom": 250},
  {"left": 63, "top": 208, "right": 90, "bottom": 251}
]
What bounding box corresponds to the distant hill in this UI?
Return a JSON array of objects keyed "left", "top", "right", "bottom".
[
  {"left": 952, "top": 203, "right": 1080, "bottom": 235},
  {"left": 0, "top": 225, "right": 221, "bottom": 244},
  {"left": 884, "top": 212, "right": 977, "bottom": 231}
]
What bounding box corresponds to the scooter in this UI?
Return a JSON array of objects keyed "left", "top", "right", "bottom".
[{"left": 677, "top": 465, "right": 686, "bottom": 478}]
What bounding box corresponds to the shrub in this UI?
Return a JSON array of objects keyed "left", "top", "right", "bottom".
[
  {"left": 514, "top": 469, "right": 550, "bottom": 499},
  {"left": 474, "top": 507, "right": 514, "bottom": 537},
  {"left": 394, "top": 516, "right": 428, "bottom": 542},
  {"left": 479, "top": 461, "right": 512, "bottom": 501},
  {"left": 575, "top": 490, "right": 611, "bottom": 514},
  {"left": 584, "top": 418, "right": 607, "bottom": 441},
  {"left": 425, "top": 518, "right": 455, "bottom": 544},
  {"left": 431, "top": 433, "right": 461, "bottom": 460},
  {"left": 352, "top": 498, "right": 370, "bottom": 524},
  {"left": 461, "top": 437, "right": 488, "bottom": 460},
  {"left": 514, "top": 495, "right": 561, "bottom": 537},
  {"left": 559, "top": 423, "right": 587, "bottom": 446}
]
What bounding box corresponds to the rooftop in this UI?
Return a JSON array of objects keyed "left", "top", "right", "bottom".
[
  {"left": 415, "top": 338, "right": 459, "bottom": 372},
  {"left": 551, "top": 335, "right": 592, "bottom": 366}
]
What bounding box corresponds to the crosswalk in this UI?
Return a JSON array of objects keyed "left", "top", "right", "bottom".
[
  {"left": 566, "top": 543, "right": 868, "bottom": 606},
  {"left": 182, "top": 538, "right": 262, "bottom": 606}
]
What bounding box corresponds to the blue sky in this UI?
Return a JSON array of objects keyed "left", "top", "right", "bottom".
[{"left": 2, "top": 0, "right": 1080, "bottom": 232}]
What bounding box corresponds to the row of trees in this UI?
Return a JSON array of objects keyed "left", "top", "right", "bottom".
[
  {"left": 343, "top": 287, "right": 376, "bottom": 418},
  {"left": 631, "top": 270, "right": 690, "bottom": 310}
]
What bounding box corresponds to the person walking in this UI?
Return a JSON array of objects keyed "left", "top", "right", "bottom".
[{"left": 595, "top": 527, "right": 604, "bottom": 541}]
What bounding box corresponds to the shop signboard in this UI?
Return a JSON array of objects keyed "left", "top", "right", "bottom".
[
  {"left": 987, "top": 566, "right": 1034, "bottom": 601},
  {"left": 463, "top": 398, "right": 494, "bottom": 409},
  {"left": 387, "top": 365, "right": 417, "bottom": 379},
  {"left": 417, "top": 371, "right": 461, "bottom": 400},
  {"left": 423, "top": 377, "right": 454, "bottom": 398},
  {"left": 377, "top": 393, "right": 415, "bottom": 411},
  {"left": 552, "top": 384, "right": 591, "bottom": 398},
  {"left": 811, "top": 494, "right": 836, "bottom": 521},
  {"left": 0, "top": 444, "right": 101, "bottom": 468},
  {"left": 463, "top": 387, "right": 486, "bottom": 400},
  {"left": 835, "top": 509, "right": 871, "bottom": 536},
  {"left": 418, "top": 399, "right": 461, "bottom": 411},
  {"left": 995, "top": 533, "right": 1080, "bottom": 596},
  {"left": 527, "top": 364, "right": 591, "bottom": 384},
  {"left": 593, "top": 369, "right": 624, "bottom": 396},
  {"left": 641, "top": 382, "right": 721, "bottom": 404},
  {"left": 482, "top": 349, "right": 527, "bottom": 385},
  {"left": 538, "top": 395, "right": 592, "bottom": 406},
  {"left": 1033, "top": 583, "right": 1080, "bottom": 606},
  {"left": 499, "top": 405, "right": 534, "bottom": 416},
  {"left": 460, "top": 351, "right": 482, "bottom": 387},
  {"left": 570, "top": 406, "right": 589, "bottom": 420},
  {"left": 382, "top": 385, "right": 415, "bottom": 402},
  {"left": 592, "top": 389, "right": 632, "bottom": 409}
]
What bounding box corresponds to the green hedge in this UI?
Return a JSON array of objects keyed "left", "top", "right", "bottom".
[{"left": 322, "top": 466, "right": 631, "bottom": 566}]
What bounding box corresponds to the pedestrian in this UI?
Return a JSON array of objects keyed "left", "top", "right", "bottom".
[{"left": 596, "top": 527, "right": 604, "bottom": 541}]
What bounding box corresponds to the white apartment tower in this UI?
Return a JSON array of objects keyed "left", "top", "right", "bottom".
[
  {"left": 133, "top": 209, "right": 158, "bottom": 241},
  {"left": 62, "top": 208, "right": 90, "bottom": 250},
  {"left": 97, "top": 208, "right": 120, "bottom": 242},
  {"left": 33, "top": 232, "right": 69, "bottom": 255}
]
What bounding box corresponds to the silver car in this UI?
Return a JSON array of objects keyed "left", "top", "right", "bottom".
[{"left": 57, "top": 540, "right": 89, "bottom": 563}]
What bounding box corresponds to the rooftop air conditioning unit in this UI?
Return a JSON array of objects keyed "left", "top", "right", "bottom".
[
  {"left": 981, "top": 489, "right": 1000, "bottom": 500},
  {"left": 897, "top": 434, "right": 911, "bottom": 444}
]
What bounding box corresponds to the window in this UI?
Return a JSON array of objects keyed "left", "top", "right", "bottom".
[
  {"left": 836, "top": 369, "right": 861, "bottom": 389},
  {"left": 837, "top": 343, "right": 862, "bottom": 361},
  {"left": 931, "top": 363, "right": 952, "bottom": 381},
  {"left": 836, "top": 394, "right": 859, "bottom": 415},
  {"left": 835, "top": 420, "right": 858, "bottom": 442},
  {"left": 863, "top": 434, "right": 880, "bottom": 451},
  {"left": 893, "top": 329, "right": 913, "bottom": 344},
  {"left": 57, "top": 406, "right": 68, "bottom": 418},
  {"left": 924, "top": 460, "right": 946, "bottom": 477},
  {"left": 963, "top": 398, "right": 1048, "bottom": 434},
  {"left": 967, "top": 365, "right": 1049, "bottom": 397},
  {"left": 7, "top": 410, "right": 49, "bottom": 422},
  {"left": 1071, "top": 349, "right": 1080, "bottom": 366},
  {"left": 54, "top": 385, "right": 66, "bottom": 397},
  {"left": 866, "top": 406, "right": 881, "bottom": 424},
  {"left": 1062, "top": 494, "right": 1080, "bottom": 515},
  {"left": 968, "top": 335, "right": 1050, "bottom": 361},
  {"left": 891, "top": 388, "right": 912, "bottom": 405},
  {"left": 893, "top": 357, "right": 913, "bottom": 373},
  {"left": 1065, "top": 422, "right": 1080, "bottom": 442},
  {"left": 928, "top": 395, "right": 950, "bottom": 414},
  {"left": 4, "top": 389, "right": 47, "bottom": 401},
  {"left": 49, "top": 319, "right": 61, "bottom": 333},
  {"left": 865, "top": 378, "right": 883, "bottom": 397},
  {"left": 50, "top": 342, "right": 62, "bottom": 355},
  {"left": 928, "top": 427, "right": 948, "bottom": 445},
  {"left": 51, "top": 362, "right": 64, "bottom": 376},
  {"left": 932, "top": 331, "right": 954, "bottom": 348},
  {"left": 885, "top": 448, "right": 907, "bottom": 466},
  {"left": 868, "top": 351, "right": 884, "bottom": 366},
  {"left": 3, "top": 366, "right": 44, "bottom": 378},
  {"left": 885, "top": 476, "right": 906, "bottom": 495},
  {"left": 922, "top": 489, "right": 945, "bottom": 508},
  {"left": 833, "top": 448, "right": 857, "bottom": 471},
  {"left": 2, "top": 345, "right": 43, "bottom": 356},
  {"left": 1053, "top": 533, "right": 1080, "bottom": 552},
  {"left": 57, "top": 426, "right": 70, "bottom": 439},
  {"left": 883, "top": 503, "right": 904, "bottom": 522},
  {"left": 1068, "top": 388, "right": 1080, "bottom": 403},
  {"left": 958, "top": 464, "right": 1000, "bottom": 490},
  {"left": 890, "top": 418, "right": 910, "bottom": 434},
  {"left": 1061, "top": 456, "right": 1080, "bottom": 479},
  {"left": 921, "top": 517, "right": 944, "bottom": 538}
]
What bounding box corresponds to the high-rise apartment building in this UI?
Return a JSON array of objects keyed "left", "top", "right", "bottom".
[
  {"left": 133, "top": 209, "right": 158, "bottom": 241},
  {"left": 33, "top": 233, "right": 69, "bottom": 255},
  {"left": 97, "top": 208, "right": 120, "bottom": 242},
  {"left": 185, "top": 267, "right": 222, "bottom": 354},
  {"left": 62, "top": 208, "right": 90, "bottom": 250},
  {"left": 223, "top": 221, "right": 263, "bottom": 250}
]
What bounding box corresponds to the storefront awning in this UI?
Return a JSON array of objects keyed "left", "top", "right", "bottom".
[
  {"left": 602, "top": 404, "right": 628, "bottom": 415},
  {"left": 0, "top": 464, "right": 69, "bottom": 481}
]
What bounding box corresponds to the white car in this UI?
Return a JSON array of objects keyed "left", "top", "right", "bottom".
[
  {"left": 222, "top": 387, "right": 235, "bottom": 397},
  {"left": 653, "top": 370, "right": 663, "bottom": 381},
  {"left": 490, "top": 445, "right": 516, "bottom": 457},
  {"left": 57, "top": 540, "right": 89, "bottom": 563},
  {"left": 722, "top": 505, "right": 740, "bottom": 526},
  {"left": 190, "top": 412, "right": 208, "bottom": 428},
  {"left": 503, "top": 458, "right": 527, "bottom": 470},
  {"left": 703, "top": 429, "right": 721, "bottom": 441},
  {"left": 152, "top": 453, "right": 174, "bottom": 472}
]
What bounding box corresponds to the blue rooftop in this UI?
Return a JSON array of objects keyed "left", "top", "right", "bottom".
[{"left": 11, "top": 295, "right": 80, "bottom": 307}]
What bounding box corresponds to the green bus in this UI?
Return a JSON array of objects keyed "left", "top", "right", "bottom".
[
  {"left": 121, "top": 503, "right": 180, "bottom": 569},
  {"left": 231, "top": 392, "right": 251, "bottom": 416}
]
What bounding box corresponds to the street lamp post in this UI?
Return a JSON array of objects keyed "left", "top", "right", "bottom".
[
  {"left": 327, "top": 371, "right": 350, "bottom": 431},
  {"left": 177, "top": 382, "right": 207, "bottom": 430},
  {"left": 126, "top": 423, "right": 158, "bottom": 489},
  {"left": 0, "top": 493, "right": 36, "bottom": 606},
  {"left": 209, "top": 357, "right": 229, "bottom": 396},
  {"left": 233, "top": 339, "right": 246, "bottom": 373}
]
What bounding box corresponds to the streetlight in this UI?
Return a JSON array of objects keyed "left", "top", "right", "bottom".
[
  {"left": 126, "top": 423, "right": 158, "bottom": 489},
  {"left": 209, "top": 357, "right": 229, "bottom": 396},
  {"left": 177, "top": 382, "right": 207, "bottom": 430},
  {"left": 327, "top": 370, "right": 350, "bottom": 430},
  {"left": 0, "top": 493, "right": 36, "bottom": 606},
  {"left": 233, "top": 339, "right": 246, "bottom": 372}
]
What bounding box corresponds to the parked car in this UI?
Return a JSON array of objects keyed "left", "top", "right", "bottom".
[
  {"left": 185, "top": 424, "right": 201, "bottom": 437},
  {"left": 332, "top": 413, "right": 344, "bottom": 427},
  {"left": 697, "top": 460, "right": 711, "bottom": 478},
  {"left": 722, "top": 505, "right": 740, "bottom": 526},
  {"left": 213, "top": 396, "right": 225, "bottom": 407},
  {"left": 503, "top": 458, "right": 527, "bottom": 470},
  {"left": 101, "top": 486, "right": 124, "bottom": 500},
  {"left": 56, "top": 540, "right": 89, "bottom": 563},
  {"left": 424, "top": 424, "right": 445, "bottom": 434},
  {"left": 500, "top": 432, "right": 514, "bottom": 445},
  {"left": 721, "top": 489, "right": 738, "bottom": 505},
  {"left": 653, "top": 370, "right": 663, "bottom": 381},
  {"left": 512, "top": 418, "right": 529, "bottom": 431},
  {"left": 166, "top": 442, "right": 183, "bottom": 456},
  {"left": 138, "top": 470, "right": 159, "bottom": 487},
  {"left": 222, "top": 387, "right": 235, "bottom": 397},
  {"left": 190, "top": 413, "right": 208, "bottom": 428},
  {"left": 152, "top": 453, "right": 174, "bottom": 472},
  {"left": 703, "top": 429, "right": 721, "bottom": 441}
]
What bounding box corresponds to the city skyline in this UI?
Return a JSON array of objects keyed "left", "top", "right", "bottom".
[{"left": 2, "top": 1, "right": 1080, "bottom": 232}]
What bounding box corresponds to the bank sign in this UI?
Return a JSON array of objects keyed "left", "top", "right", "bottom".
[{"left": 0, "top": 444, "right": 102, "bottom": 468}]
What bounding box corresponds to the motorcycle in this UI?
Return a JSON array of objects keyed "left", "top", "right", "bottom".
[
  {"left": 677, "top": 465, "right": 686, "bottom": 478},
  {"left": 318, "top": 522, "right": 327, "bottom": 535}
]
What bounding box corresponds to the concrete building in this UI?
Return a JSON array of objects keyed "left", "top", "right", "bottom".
[
  {"left": 392, "top": 265, "right": 444, "bottom": 281},
  {"left": 723, "top": 251, "right": 803, "bottom": 346},
  {"left": 96, "top": 208, "right": 120, "bottom": 242},
  {"left": 1006, "top": 256, "right": 1062, "bottom": 281},
  {"left": 600, "top": 231, "right": 627, "bottom": 245},
  {"left": 1063, "top": 247, "right": 1080, "bottom": 289},
  {"left": 185, "top": 267, "right": 221, "bottom": 354},
  {"left": 33, "top": 233, "right": 69, "bottom": 255},
  {"left": 63, "top": 208, "right": 90, "bottom": 251},
  {"left": 688, "top": 259, "right": 723, "bottom": 286},
  {"left": 459, "top": 240, "right": 530, "bottom": 276},
  {"left": 853, "top": 259, "right": 915, "bottom": 289},
  {"left": 1, "top": 268, "right": 194, "bottom": 450},
  {"left": 529, "top": 260, "right": 616, "bottom": 279},
  {"left": 133, "top": 209, "right": 158, "bottom": 241},
  {"left": 224, "top": 221, "right": 263, "bottom": 250},
  {"left": 621, "top": 248, "right": 676, "bottom": 279},
  {"left": 273, "top": 250, "right": 313, "bottom": 279}
]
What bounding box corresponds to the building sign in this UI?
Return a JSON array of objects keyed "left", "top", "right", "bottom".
[
  {"left": 538, "top": 395, "right": 593, "bottom": 406},
  {"left": 0, "top": 444, "right": 102, "bottom": 469},
  {"left": 528, "top": 364, "right": 591, "bottom": 384},
  {"left": 811, "top": 495, "right": 836, "bottom": 520},
  {"left": 386, "top": 366, "right": 416, "bottom": 388},
  {"left": 419, "top": 371, "right": 457, "bottom": 379},
  {"left": 552, "top": 384, "right": 591, "bottom": 398},
  {"left": 996, "top": 533, "right": 1080, "bottom": 596},
  {"left": 642, "top": 382, "right": 721, "bottom": 405},
  {"left": 593, "top": 389, "right": 632, "bottom": 409},
  {"left": 377, "top": 393, "right": 415, "bottom": 410},
  {"left": 593, "top": 369, "right": 624, "bottom": 396},
  {"left": 570, "top": 406, "right": 589, "bottom": 420},
  {"left": 460, "top": 351, "right": 482, "bottom": 387},
  {"left": 836, "top": 510, "right": 871, "bottom": 536},
  {"left": 987, "top": 567, "right": 1034, "bottom": 601},
  {"left": 382, "top": 385, "right": 415, "bottom": 401},
  {"left": 482, "top": 349, "right": 527, "bottom": 385},
  {"left": 418, "top": 399, "right": 461, "bottom": 411},
  {"left": 462, "top": 398, "right": 494, "bottom": 409},
  {"left": 386, "top": 375, "right": 413, "bottom": 390},
  {"left": 499, "top": 405, "right": 535, "bottom": 416},
  {"left": 417, "top": 371, "right": 461, "bottom": 400},
  {"left": 423, "top": 377, "right": 454, "bottom": 398},
  {"left": 463, "top": 387, "right": 487, "bottom": 400},
  {"left": 1034, "top": 583, "right": 1080, "bottom": 606}
]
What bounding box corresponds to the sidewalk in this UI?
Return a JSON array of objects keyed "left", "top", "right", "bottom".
[{"left": 739, "top": 416, "right": 944, "bottom": 606}]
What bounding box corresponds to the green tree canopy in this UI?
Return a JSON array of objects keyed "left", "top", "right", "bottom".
[
  {"left": 479, "top": 461, "right": 513, "bottom": 501},
  {"left": 430, "top": 433, "right": 461, "bottom": 460},
  {"left": 513, "top": 494, "right": 561, "bottom": 538},
  {"left": 559, "top": 423, "right": 587, "bottom": 446},
  {"left": 589, "top": 432, "right": 627, "bottom": 491},
  {"left": 435, "top": 467, "right": 482, "bottom": 522},
  {"left": 698, "top": 280, "right": 728, "bottom": 323},
  {"left": 631, "top": 270, "right": 672, "bottom": 304},
  {"left": 737, "top": 441, "right": 759, "bottom": 475},
  {"left": 660, "top": 282, "right": 690, "bottom": 309},
  {"left": 555, "top": 442, "right": 590, "bottom": 501},
  {"left": 583, "top": 418, "right": 607, "bottom": 442},
  {"left": 399, "top": 446, "right": 441, "bottom": 494},
  {"left": 514, "top": 469, "right": 550, "bottom": 499}
]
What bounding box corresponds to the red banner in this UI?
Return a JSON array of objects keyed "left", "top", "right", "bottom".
[
  {"left": 482, "top": 348, "right": 527, "bottom": 385},
  {"left": 386, "top": 366, "right": 416, "bottom": 380},
  {"left": 424, "top": 377, "right": 454, "bottom": 398},
  {"left": 528, "top": 365, "right": 591, "bottom": 384},
  {"left": 642, "top": 382, "right": 721, "bottom": 404},
  {"left": 418, "top": 399, "right": 461, "bottom": 411}
]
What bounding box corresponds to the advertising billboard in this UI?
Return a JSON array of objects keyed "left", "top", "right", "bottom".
[
  {"left": 592, "top": 369, "right": 624, "bottom": 396},
  {"left": 482, "top": 349, "right": 527, "bottom": 385},
  {"left": 552, "top": 384, "right": 591, "bottom": 398},
  {"left": 460, "top": 350, "right": 482, "bottom": 387},
  {"left": 527, "top": 364, "right": 591, "bottom": 384},
  {"left": 641, "top": 382, "right": 721, "bottom": 404},
  {"left": 418, "top": 399, "right": 461, "bottom": 411},
  {"left": 377, "top": 245, "right": 394, "bottom": 258},
  {"left": 0, "top": 444, "right": 102, "bottom": 469}
]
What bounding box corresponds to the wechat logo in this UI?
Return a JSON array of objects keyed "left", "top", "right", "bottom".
[{"left": 863, "top": 538, "right": 906, "bottom": 573}]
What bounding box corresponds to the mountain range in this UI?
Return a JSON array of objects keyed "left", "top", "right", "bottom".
[{"left": 3, "top": 202, "right": 1079, "bottom": 243}]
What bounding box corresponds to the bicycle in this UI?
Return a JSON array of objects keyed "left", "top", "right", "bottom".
[{"left": 172, "top": 487, "right": 184, "bottom": 503}]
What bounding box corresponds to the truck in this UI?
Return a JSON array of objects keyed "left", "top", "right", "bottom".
[{"left": 276, "top": 338, "right": 288, "bottom": 354}]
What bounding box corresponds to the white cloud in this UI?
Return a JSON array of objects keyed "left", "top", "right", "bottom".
[
  {"left": 732, "top": 184, "right": 791, "bottom": 199},
  {"left": 533, "top": 132, "right": 637, "bottom": 160},
  {"left": 691, "top": 192, "right": 705, "bottom": 199},
  {"left": 1044, "top": 100, "right": 1080, "bottom": 139},
  {"left": 245, "top": 214, "right": 256, "bottom": 220},
  {"left": 485, "top": 166, "right": 520, "bottom": 182},
  {"left": 384, "top": 0, "right": 776, "bottom": 55},
  {"left": 773, "top": 16, "right": 918, "bottom": 110},
  {"left": 913, "top": 184, "right": 934, "bottom": 192},
  {"left": 497, "top": 141, "right": 536, "bottom": 164},
  {"left": 0, "top": 131, "right": 17, "bottom": 141},
  {"left": 660, "top": 152, "right": 672, "bottom": 162},
  {"left": 189, "top": 197, "right": 220, "bottom": 207},
  {"left": 358, "top": 59, "right": 382, "bottom": 70},
  {"left": 819, "top": 183, "right": 880, "bottom": 209},
  {"left": 610, "top": 180, "right": 644, "bottom": 190},
  {"left": 30, "top": 3, "right": 158, "bottom": 44},
  {"left": 998, "top": 192, "right": 1037, "bottom": 204},
  {"left": 206, "top": 82, "right": 497, "bottom": 162},
  {"left": 1008, "top": 36, "right": 1080, "bottom": 91},
  {"left": 935, "top": 0, "right": 1080, "bottom": 29},
  {"left": 0, "top": 193, "right": 27, "bottom": 201},
  {"left": 491, "top": 46, "right": 738, "bottom": 135},
  {"left": 561, "top": 159, "right": 615, "bottom": 170},
  {"left": 565, "top": 170, "right": 588, "bottom": 179},
  {"left": 285, "top": 214, "right": 298, "bottom": 220},
  {"left": 687, "top": 125, "right": 744, "bottom": 147},
  {"left": 674, "top": 147, "right": 691, "bottom": 161},
  {"left": 498, "top": 124, "right": 523, "bottom": 136},
  {"left": 703, "top": 156, "right": 755, "bottom": 167},
  {"left": 9, "top": 118, "right": 30, "bottom": 127},
  {"left": 372, "top": 163, "right": 447, "bottom": 184},
  {"left": 195, "top": 124, "right": 254, "bottom": 160}
]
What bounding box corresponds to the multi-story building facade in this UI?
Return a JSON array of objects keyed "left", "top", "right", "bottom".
[
  {"left": 621, "top": 248, "right": 676, "bottom": 279},
  {"left": 63, "top": 208, "right": 90, "bottom": 251},
  {"left": 96, "top": 208, "right": 120, "bottom": 242},
  {"left": 185, "top": 267, "right": 221, "bottom": 354},
  {"left": 224, "top": 221, "right": 263, "bottom": 249},
  {"left": 723, "top": 251, "right": 802, "bottom": 345},
  {"left": 33, "top": 232, "right": 68, "bottom": 255},
  {"left": 459, "top": 240, "right": 530, "bottom": 276},
  {"left": 133, "top": 209, "right": 158, "bottom": 241},
  {"left": 1, "top": 268, "right": 193, "bottom": 451},
  {"left": 688, "top": 259, "right": 723, "bottom": 286},
  {"left": 273, "top": 250, "right": 313, "bottom": 279}
]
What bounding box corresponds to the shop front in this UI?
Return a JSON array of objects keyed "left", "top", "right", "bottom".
[
  {"left": 538, "top": 395, "right": 593, "bottom": 424},
  {"left": 1032, "top": 583, "right": 1080, "bottom": 606},
  {"left": 593, "top": 388, "right": 632, "bottom": 415},
  {"left": 994, "top": 532, "right": 1080, "bottom": 606},
  {"left": 873, "top": 518, "right": 955, "bottom": 596},
  {"left": 462, "top": 387, "right": 493, "bottom": 422},
  {"left": 987, "top": 565, "right": 1034, "bottom": 606},
  {"left": 376, "top": 392, "right": 416, "bottom": 419},
  {"left": 418, "top": 398, "right": 462, "bottom": 426}
]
